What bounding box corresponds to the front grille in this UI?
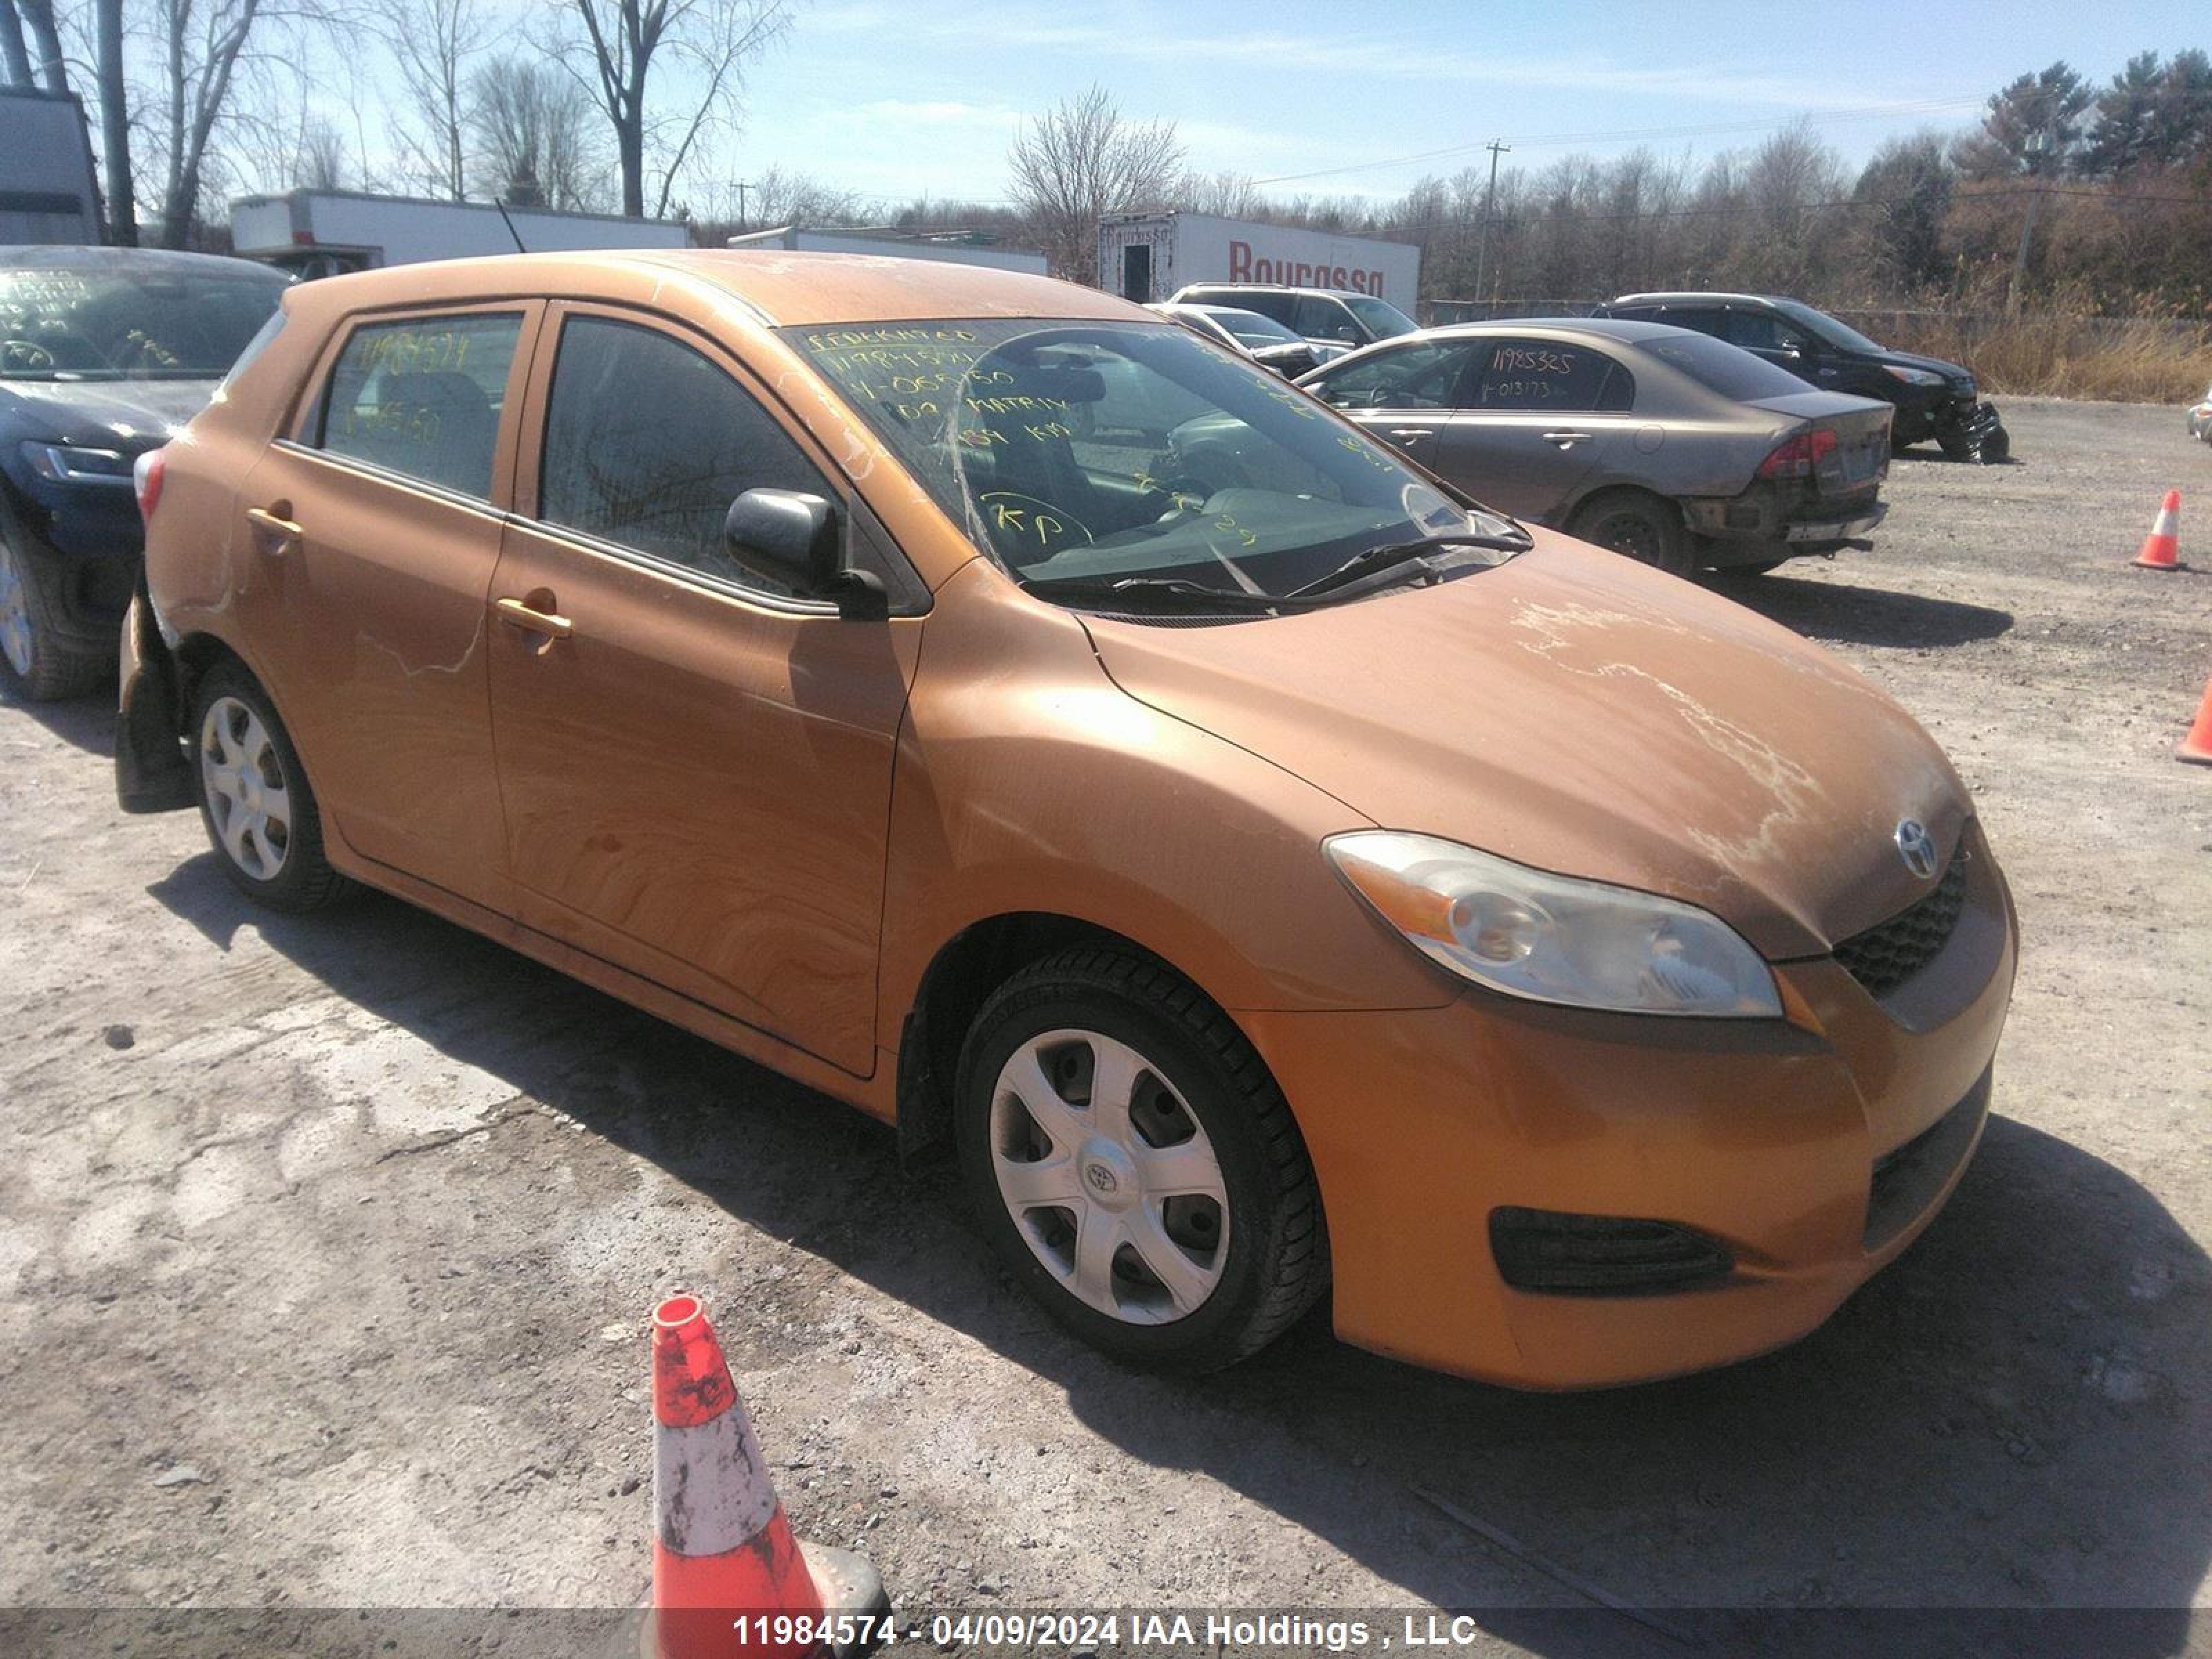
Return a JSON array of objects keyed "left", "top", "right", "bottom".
[
  {"left": 1834, "top": 845, "right": 1969, "bottom": 997},
  {"left": 1490, "top": 1208, "right": 1734, "bottom": 1296}
]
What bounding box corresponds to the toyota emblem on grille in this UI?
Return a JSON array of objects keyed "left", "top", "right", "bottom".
[{"left": 1894, "top": 819, "right": 1939, "bottom": 880}]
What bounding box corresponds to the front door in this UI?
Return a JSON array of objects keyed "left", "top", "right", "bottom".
[
  {"left": 234, "top": 302, "right": 537, "bottom": 908},
  {"left": 485, "top": 305, "right": 920, "bottom": 1077}
]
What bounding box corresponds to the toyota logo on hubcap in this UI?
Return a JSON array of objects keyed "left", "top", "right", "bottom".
[
  {"left": 1084, "top": 1163, "right": 1118, "bottom": 1195},
  {"left": 1894, "top": 819, "right": 1939, "bottom": 881}
]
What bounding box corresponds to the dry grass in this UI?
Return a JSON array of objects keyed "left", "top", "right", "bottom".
[{"left": 1844, "top": 306, "right": 2212, "bottom": 404}]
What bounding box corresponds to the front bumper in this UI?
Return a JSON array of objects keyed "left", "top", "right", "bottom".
[
  {"left": 2, "top": 477, "right": 143, "bottom": 652},
  {"left": 1241, "top": 820, "right": 2016, "bottom": 1389}
]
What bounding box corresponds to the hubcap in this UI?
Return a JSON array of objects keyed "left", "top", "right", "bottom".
[
  {"left": 199, "top": 695, "right": 292, "bottom": 882},
  {"left": 989, "top": 1029, "right": 1230, "bottom": 1325},
  {"left": 0, "top": 539, "right": 32, "bottom": 677},
  {"left": 1596, "top": 514, "right": 1658, "bottom": 563}
]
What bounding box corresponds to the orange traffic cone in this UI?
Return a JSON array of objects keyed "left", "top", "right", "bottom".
[
  {"left": 2179, "top": 672, "right": 2212, "bottom": 767},
  {"left": 2133, "top": 489, "right": 2184, "bottom": 570},
  {"left": 648, "top": 1294, "right": 888, "bottom": 1659}
]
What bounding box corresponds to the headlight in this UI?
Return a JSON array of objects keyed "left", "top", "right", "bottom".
[
  {"left": 1880, "top": 365, "right": 1945, "bottom": 388},
  {"left": 22, "top": 442, "right": 135, "bottom": 485},
  {"left": 1326, "top": 831, "right": 1782, "bottom": 1019}
]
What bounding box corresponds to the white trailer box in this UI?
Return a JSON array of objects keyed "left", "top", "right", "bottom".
[
  {"left": 227, "top": 189, "right": 688, "bottom": 275},
  {"left": 0, "top": 88, "right": 102, "bottom": 245},
  {"left": 727, "top": 225, "right": 1047, "bottom": 274},
  {"left": 1097, "top": 212, "right": 1420, "bottom": 309}
]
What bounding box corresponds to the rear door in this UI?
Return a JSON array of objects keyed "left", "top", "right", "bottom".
[
  {"left": 1721, "top": 305, "right": 1826, "bottom": 388},
  {"left": 233, "top": 301, "right": 539, "bottom": 909},
  {"left": 1434, "top": 337, "right": 1635, "bottom": 522},
  {"left": 485, "top": 303, "right": 921, "bottom": 1077}
]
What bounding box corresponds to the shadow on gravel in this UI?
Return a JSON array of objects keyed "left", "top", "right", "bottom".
[
  {"left": 149, "top": 859, "right": 2212, "bottom": 1659},
  {"left": 1718, "top": 574, "right": 2015, "bottom": 650},
  {"left": 0, "top": 683, "right": 115, "bottom": 756}
]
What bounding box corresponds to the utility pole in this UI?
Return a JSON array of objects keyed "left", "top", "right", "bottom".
[
  {"left": 2007, "top": 131, "right": 2052, "bottom": 316},
  {"left": 734, "top": 179, "right": 752, "bottom": 233},
  {"left": 1472, "top": 140, "right": 1510, "bottom": 318}
]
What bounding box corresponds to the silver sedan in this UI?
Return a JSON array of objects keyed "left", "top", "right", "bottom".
[{"left": 1297, "top": 317, "right": 1895, "bottom": 577}]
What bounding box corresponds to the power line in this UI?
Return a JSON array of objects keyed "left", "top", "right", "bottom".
[{"left": 1251, "top": 96, "right": 1991, "bottom": 187}]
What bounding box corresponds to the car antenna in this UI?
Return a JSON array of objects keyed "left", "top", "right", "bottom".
[{"left": 479, "top": 194, "right": 527, "bottom": 254}]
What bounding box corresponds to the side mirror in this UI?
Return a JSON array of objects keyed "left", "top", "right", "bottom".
[{"left": 722, "top": 489, "right": 885, "bottom": 618}]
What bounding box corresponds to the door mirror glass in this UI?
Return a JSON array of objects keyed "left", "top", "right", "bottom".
[{"left": 724, "top": 489, "right": 841, "bottom": 590}]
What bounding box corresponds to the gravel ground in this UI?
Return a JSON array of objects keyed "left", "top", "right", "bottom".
[{"left": 1, "top": 397, "right": 2208, "bottom": 1657}]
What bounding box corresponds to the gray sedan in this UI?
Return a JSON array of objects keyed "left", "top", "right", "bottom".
[{"left": 1296, "top": 318, "right": 1894, "bottom": 576}]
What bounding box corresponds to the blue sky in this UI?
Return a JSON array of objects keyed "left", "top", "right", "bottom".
[{"left": 718, "top": 0, "right": 2209, "bottom": 216}]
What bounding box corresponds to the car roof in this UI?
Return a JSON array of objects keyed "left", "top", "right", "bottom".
[
  {"left": 1413, "top": 317, "right": 1696, "bottom": 345},
  {"left": 0, "top": 245, "right": 286, "bottom": 279},
  {"left": 1607, "top": 291, "right": 1788, "bottom": 308},
  {"left": 1176, "top": 282, "right": 1369, "bottom": 301},
  {"left": 276, "top": 249, "right": 1145, "bottom": 328}
]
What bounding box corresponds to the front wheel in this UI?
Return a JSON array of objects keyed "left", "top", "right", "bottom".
[
  {"left": 188, "top": 661, "right": 349, "bottom": 911},
  {"left": 955, "top": 948, "right": 1327, "bottom": 1371},
  {"left": 1568, "top": 489, "right": 1693, "bottom": 577}
]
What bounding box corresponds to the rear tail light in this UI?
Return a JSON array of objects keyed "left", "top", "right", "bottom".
[
  {"left": 1757, "top": 427, "right": 1838, "bottom": 480},
  {"left": 133, "top": 447, "right": 167, "bottom": 524}
]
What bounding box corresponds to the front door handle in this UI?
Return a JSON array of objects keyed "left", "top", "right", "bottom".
[
  {"left": 1387, "top": 427, "right": 1435, "bottom": 442},
  {"left": 1541, "top": 430, "right": 1593, "bottom": 447},
  {"left": 495, "top": 597, "right": 573, "bottom": 640},
  {"left": 245, "top": 504, "right": 302, "bottom": 548}
]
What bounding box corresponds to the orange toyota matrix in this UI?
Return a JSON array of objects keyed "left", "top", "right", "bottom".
[{"left": 118, "top": 254, "right": 2014, "bottom": 1387}]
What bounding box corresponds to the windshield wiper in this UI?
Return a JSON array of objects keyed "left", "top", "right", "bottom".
[
  {"left": 1016, "top": 573, "right": 1288, "bottom": 612},
  {"left": 1287, "top": 529, "right": 1532, "bottom": 600}
]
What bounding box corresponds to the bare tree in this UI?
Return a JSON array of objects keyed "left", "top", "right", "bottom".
[
  {"left": 381, "top": 0, "right": 485, "bottom": 200},
  {"left": 1176, "top": 169, "right": 1260, "bottom": 218},
  {"left": 151, "top": 0, "right": 267, "bottom": 246},
  {"left": 94, "top": 0, "right": 137, "bottom": 243},
  {"left": 16, "top": 0, "right": 67, "bottom": 90},
  {"left": 289, "top": 109, "right": 348, "bottom": 187},
  {"left": 556, "top": 0, "right": 791, "bottom": 220},
  {"left": 2, "top": 3, "right": 37, "bottom": 87},
  {"left": 1006, "top": 85, "right": 1184, "bottom": 283},
  {"left": 469, "top": 54, "right": 608, "bottom": 211}
]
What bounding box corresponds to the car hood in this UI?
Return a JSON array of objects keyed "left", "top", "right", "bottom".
[
  {"left": 1080, "top": 534, "right": 1970, "bottom": 959},
  {"left": 0, "top": 377, "right": 222, "bottom": 449}
]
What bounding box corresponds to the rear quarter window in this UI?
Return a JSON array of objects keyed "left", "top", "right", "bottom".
[{"left": 1636, "top": 333, "right": 1812, "bottom": 402}]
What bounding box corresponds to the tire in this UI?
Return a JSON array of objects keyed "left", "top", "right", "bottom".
[
  {"left": 1568, "top": 489, "right": 1693, "bottom": 577},
  {"left": 0, "top": 505, "right": 109, "bottom": 702},
  {"left": 955, "top": 947, "right": 1327, "bottom": 1371},
  {"left": 187, "top": 660, "right": 349, "bottom": 911}
]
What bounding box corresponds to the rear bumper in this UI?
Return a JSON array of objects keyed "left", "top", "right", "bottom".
[
  {"left": 1241, "top": 821, "right": 2016, "bottom": 1389},
  {"left": 1685, "top": 487, "right": 1887, "bottom": 563}
]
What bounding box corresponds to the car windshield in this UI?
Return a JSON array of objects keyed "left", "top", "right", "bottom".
[
  {"left": 1638, "top": 332, "right": 1812, "bottom": 402},
  {"left": 1205, "top": 308, "right": 1303, "bottom": 349},
  {"left": 1772, "top": 298, "right": 1886, "bottom": 356},
  {"left": 0, "top": 261, "right": 288, "bottom": 381},
  {"left": 1343, "top": 294, "right": 1417, "bottom": 339},
  {"left": 787, "top": 318, "right": 1514, "bottom": 605}
]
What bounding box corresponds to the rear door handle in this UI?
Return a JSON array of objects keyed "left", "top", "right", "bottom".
[
  {"left": 245, "top": 504, "right": 301, "bottom": 548},
  {"left": 1387, "top": 427, "right": 1434, "bottom": 442},
  {"left": 495, "top": 597, "right": 573, "bottom": 640},
  {"left": 1540, "top": 430, "right": 1593, "bottom": 447}
]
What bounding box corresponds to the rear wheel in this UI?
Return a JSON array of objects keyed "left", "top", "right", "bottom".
[
  {"left": 188, "top": 661, "right": 349, "bottom": 911},
  {"left": 1568, "top": 489, "right": 1693, "bottom": 577},
  {"left": 955, "top": 947, "right": 1327, "bottom": 1371},
  {"left": 0, "top": 509, "right": 107, "bottom": 702}
]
